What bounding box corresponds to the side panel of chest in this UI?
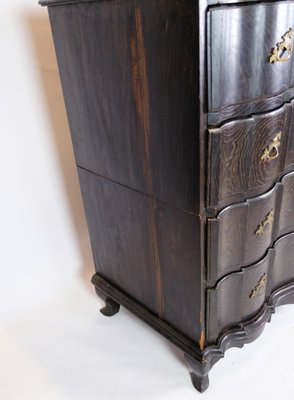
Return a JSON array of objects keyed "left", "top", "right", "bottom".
[
  {"left": 47, "top": 0, "right": 205, "bottom": 354},
  {"left": 77, "top": 167, "right": 202, "bottom": 342},
  {"left": 48, "top": 0, "right": 200, "bottom": 213}
]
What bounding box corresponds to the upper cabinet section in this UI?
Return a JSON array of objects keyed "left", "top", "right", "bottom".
[
  {"left": 208, "top": 2, "right": 294, "bottom": 125},
  {"left": 48, "top": 1, "right": 199, "bottom": 214}
]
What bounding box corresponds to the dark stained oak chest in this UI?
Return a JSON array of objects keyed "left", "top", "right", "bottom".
[{"left": 40, "top": 0, "right": 294, "bottom": 392}]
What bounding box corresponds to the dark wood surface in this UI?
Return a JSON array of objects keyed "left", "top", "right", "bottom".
[
  {"left": 208, "top": 171, "right": 294, "bottom": 283},
  {"left": 78, "top": 167, "right": 202, "bottom": 341},
  {"left": 279, "top": 172, "right": 294, "bottom": 235},
  {"left": 78, "top": 167, "right": 160, "bottom": 315},
  {"left": 208, "top": 2, "right": 294, "bottom": 125},
  {"left": 43, "top": 0, "right": 294, "bottom": 392},
  {"left": 48, "top": 0, "right": 205, "bottom": 346},
  {"left": 40, "top": 0, "right": 98, "bottom": 4},
  {"left": 208, "top": 101, "right": 293, "bottom": 210},
  {"left": 48, "top": 0, "right": 199, "bottom": 214},
  {"left": 207, "top": 232, "right": 294, "bottom": 341},
  {"left": 272, "top": 232, "right": 294, "bottom": 290},
  {"left": 207, "top": 251, "right": 272, "bottom": 341}
]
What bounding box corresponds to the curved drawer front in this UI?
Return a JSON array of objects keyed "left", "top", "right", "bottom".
[
  {"left": 207, "top": 232, "right": 294, "bottom": 342},
  {"left": 208, "top": 172, "right": 294, "bottom": 283},
  {"left": 208, "top": 102, "right": 293, "bottom": 210},
  {"left": 272, "top": 233, "right": 294, "bottom": 291},
  {"left": 208, "top": 2, "right": 294, "bottom": 125}
]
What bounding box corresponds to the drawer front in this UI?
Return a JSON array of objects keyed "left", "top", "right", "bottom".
[
  {"left": 208, "top": 101, "right": 293, "bottom": 210},
  {"left": 208, "top": 2, "right": 294, "bottom": 125},
  {"left": 207, "top": 232, "right": 294, "bottom": 342},
  {"left": 207, "top": 254, "right": 271, "bottom": 342},
  {"left": 208, "top": 171, "right": 294, "bottom": 283},
  {"left": 272, "top": 233, "right": 294, "bottom": 290}
]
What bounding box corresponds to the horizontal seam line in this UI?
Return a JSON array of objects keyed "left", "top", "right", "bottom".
[{"left": 77, "top": 164, "right": 199, "bottom": 217}]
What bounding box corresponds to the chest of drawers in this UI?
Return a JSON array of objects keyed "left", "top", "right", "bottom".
[{"left": 40, "top": 0, "right": 294, "bottom": 392}]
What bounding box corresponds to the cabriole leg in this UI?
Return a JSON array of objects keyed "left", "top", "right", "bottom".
[
  {"left": 184, "top": 353, "right": 210, "bottom": 393},
  {"left": 95, "top": 287, "right": 120, "bottom": 317}
]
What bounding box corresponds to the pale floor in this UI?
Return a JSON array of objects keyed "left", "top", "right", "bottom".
[{"left": 1, "top": 276, "right": 294, "bottom": 400}]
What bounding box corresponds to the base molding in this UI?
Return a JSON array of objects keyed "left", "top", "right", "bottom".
[
  {"left": 91, "top": 274, "right": 203, "bottom": 360},
  {"left": 91, "top": 274, "right": 294, "bottom": 392}
]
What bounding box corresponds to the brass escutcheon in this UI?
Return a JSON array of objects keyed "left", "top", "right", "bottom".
[
  {"left": 269, "top": 28, "right": 293, "bottom": 63},
  {"left": 250, "top": 273, "right": 267, "bottom": 299},
  {"left": 255, "top": 209, "right": 274, "bottom": 236},
  {"left": 260, "top": 132, "right": 282, "bottom": 163}
]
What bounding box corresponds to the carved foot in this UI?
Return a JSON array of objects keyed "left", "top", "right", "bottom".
[
  {"left": 190, "top": 371, "right": 209, "bottom": 393},
  {"left": 184, "top": 353, "right": 210, "bottom": 393},
  {"left": 95, "top": 287, "right": 120, "bottom": 317},
  {"left": 100, "top": 297, "right": 120, "bottom": 316}
]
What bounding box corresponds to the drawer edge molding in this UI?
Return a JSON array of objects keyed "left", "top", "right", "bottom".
[
  {"left": 204, "top": 279, "right": 294, "bottom": 352},
  {"left": 207, "top": 232, "right": 294, "bottom": 341},
  {"left": 208, "top": 2, "right": 294, "bottom": 124},
  {"left": 208, "top": 100, "right": 294, "bottom": 211},
  {"left": 208, "top": 89, "right": 294, "bottom": 126},
  {"left": 208, "top": 241, "right": 272, "bottom": 291},
  {"left": 207, "top": 171, "right": 294, "bottom": 283}
]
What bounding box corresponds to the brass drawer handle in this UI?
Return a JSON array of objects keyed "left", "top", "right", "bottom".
[
  {"left": 269, "top": 28, "right": 293, "bottom": 63},
  {"left": 249, "top": 273, "right": 267, "bottom": 299},
  {"left": 255, "top": 209, "right": 274, "bottom": 236},
  {"left": 260, "top": 132, "right": 282, "bottom": 163}
]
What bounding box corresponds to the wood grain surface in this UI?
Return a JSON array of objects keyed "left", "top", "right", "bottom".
[
  {"left": 207, "top": 231, "right": 294, "bottom": 342},
  {"left": 208, "top": 171, "right": 294, "bottom": 284},
  {"left": 208, "top": 101, "right": 293, "bottom": 210},
  {"left": 48, "top": 0, "right": 199, "bottom": 214},
  {"left": 78, "top": 167, "right": 202, "bottom": 341},
  {"left": 208, "top": 2, "right": 294, "bottom": 125},
  {"left": 43, "top": 0, "right": 294, "bottom": 388}
]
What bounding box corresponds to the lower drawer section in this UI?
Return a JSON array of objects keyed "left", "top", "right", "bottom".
[
  {"left": 208, "top": 171, "right": 294, "bottom": 284},
  {"left": 206, "top": 232, "right": 294, "bottom": 342}
]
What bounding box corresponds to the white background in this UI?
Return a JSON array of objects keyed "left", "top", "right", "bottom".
[{"left": 1, "top": 1, "right": 294, "bottom": 399}]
